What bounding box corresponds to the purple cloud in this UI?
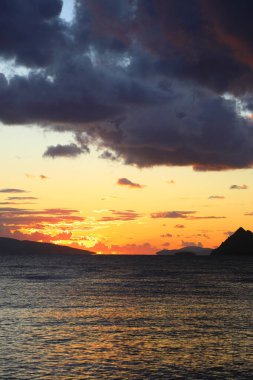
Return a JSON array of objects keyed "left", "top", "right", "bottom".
[{"left": 117, "top": 178, "right": 144, "bottom": 189}]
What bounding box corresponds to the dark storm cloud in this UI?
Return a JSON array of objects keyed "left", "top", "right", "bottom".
[
  {"left": 0, "top": 0, "right": 66, "bottom": 67},
  {"left": 1, "top": 1, "right": 253, "bottom": 170}
]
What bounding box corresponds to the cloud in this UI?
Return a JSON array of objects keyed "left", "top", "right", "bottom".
[
  {"left": 117, "top": 178, "right": 144, "bottom": 189},
  {"left": 25, "top": 174, "right": 36, "bottom": 179},
  {"left": 1, "top": 1, "right": 253, "bottom": 170},
  {"left": 151, "top": 210, "right": 226, "bottom": 220},
  {"left": 98, "top": 210, "right": 141, "bottom": 222},
  {"left": 92, "top": 241, "right": 157, "bottom": 255},
  {"left": 189, "top": 216, "right": 226, "bottom": 220},
  {"left": 174, "top": 224, "right": 185, "bottom": 229},
  {"left": 244, "top": 212, "right": 253, "bottom": 216},
  {"left": 0, "top": 0, "right": 65, "bottom": 67},
  {"left": 181, "top": 241, "right": 203, "bottom": 248},
  {"left": 0, "top": 188, "right": 28, "bottom": 193},
  {"left": 151, "top": 211, "right": 196, "bottom": 219},
  {"left": 230, "top": 184, "right": 249, "bottom": 190},
  {"left": 43, "top": 143, "right": 88, "bottom": 158},
  {"left": 0, "top": 207, "right": 84, "bottom": 227},
  {"left": 208, "top": 195, "right": 225, "bottom": 199},
  {"left": 7, "top": 197, "right": 38, "bottom": 201},
  {"left": 161, "top": 233, "right": 173, "bottom": 238},
  {"left": 0, "top": 202, "right": 19, "bottom": 205},
  {"left": 26, "top": 173, "right": 48, "bottom": 180}
]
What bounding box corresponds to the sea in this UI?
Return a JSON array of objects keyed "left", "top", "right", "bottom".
[{"left": 0, "top": 253, "right": 252, "bottom": 380}]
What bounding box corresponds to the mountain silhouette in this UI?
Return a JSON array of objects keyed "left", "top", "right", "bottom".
[
  {"left": 156, "top": 246, "right": 212, "bottom": 256},
  {"left": 0, "top": 237, "right": 95, "bottom": 256},
  {"left": 211, "top": 227, "right": 253, "bottom": 256}
]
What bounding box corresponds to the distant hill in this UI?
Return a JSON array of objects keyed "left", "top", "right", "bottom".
[
  {"left": 0, "top": 237, "right": 95, "bottom": 256},
  {"left": 211, "top": 227, "right": 253, "bottom": 256},
  {"left": 156, "top": 246, "right": 212, "bottom": 256}
]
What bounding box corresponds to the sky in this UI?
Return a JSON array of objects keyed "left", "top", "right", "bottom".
[{"left": 1, "top": 0, "right": 253, "bottom": 254}]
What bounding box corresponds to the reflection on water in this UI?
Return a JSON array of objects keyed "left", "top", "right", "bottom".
[{"left": 0, "top": 254, "right": 252, "bottom": 379}]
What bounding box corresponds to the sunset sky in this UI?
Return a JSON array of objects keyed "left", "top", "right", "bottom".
[{"left": 1, "top": 0, "right": 253, "bottom": 254}]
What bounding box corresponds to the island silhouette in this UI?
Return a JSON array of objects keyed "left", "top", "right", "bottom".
[
  {"left": 211, "top": 227, "right": 253, "bottom": 256},
  {"left": 156, "top": 246, "right": 212, "bottom": 256},
  {"left": 0, "top": 237, "right": 95, "bottom": 256}
]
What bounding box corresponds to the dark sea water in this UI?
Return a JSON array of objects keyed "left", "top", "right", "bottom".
[{"left": 0, "top": 253, "right": 252, "bottom": 380}]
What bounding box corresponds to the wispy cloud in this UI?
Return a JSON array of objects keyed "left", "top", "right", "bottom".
[
  {"left": 117, "top": 178, "right": 145, "bottom": 189},
  {"left": 189, "top": 216, "right": 226, "bottom": 220},
  {"left": 7, "top": 197, "right": 38, "bottom": 201},
  {"left": 98, "top": 210, "right": 141, "bottom": 222},
  {"left": 208, "top": 195, "right": 225, "bottom": 199},
  {"left": 0, "top": 207, "right": 85, "bottom": 226},
  {"left": 0, "top": 188, "right": 28, "bottom": 193},
  {"left": 26, "top": 174, "right": 48, "bottom": 180},
  {"left": 151, "top": 211, "right": 226, "bottom": 220},
  {"left": 174, "top": 224, "right": 185, "bottom": 229},
  {"left": 151, "top": 211, "right": 196, "bottom": 219},
  {"left": 230, "top": 184, "right": 248, "bottom": 190}
]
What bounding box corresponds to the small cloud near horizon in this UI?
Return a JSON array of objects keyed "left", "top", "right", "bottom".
[
  {"left": 161, "top": 233, "right": 173, "bottom": 238},
  {"left": 174, "top": 224, "right": 185, "bottom": 229},
  {"left": 92, "top": 241, "right": 157, "bottom": 255},
  {"left": 181, "top": 241, "right": 203, "bottom": 248},
  {"left": 167, "top": 180, "right": 175, "bottom": 184},
  {"left": 162, "top": 242, "right": 171, "bottom": 247},
  {"left": 230, "top": 184, "right": 248, "bottom": 190},
  {"left": 117, "top": 178, "right": 145, "bottom": 189}
]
